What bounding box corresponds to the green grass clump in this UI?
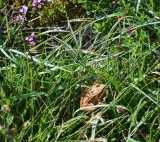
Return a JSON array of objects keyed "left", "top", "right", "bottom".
[{"left": 0, "top": 0, "right": 160, "bottom": 142}]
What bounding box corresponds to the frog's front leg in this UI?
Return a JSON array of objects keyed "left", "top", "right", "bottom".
[{"left": 85, "top": 103, "right": 95, "bottom": 111}]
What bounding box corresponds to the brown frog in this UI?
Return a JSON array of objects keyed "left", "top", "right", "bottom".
[{"left": 80, "top": 83, "right": 106, "bottom": 111}]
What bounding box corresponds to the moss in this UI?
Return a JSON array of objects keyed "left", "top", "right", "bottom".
[{"left": 46, "top": 0, "right": 85, "bottom": 22}]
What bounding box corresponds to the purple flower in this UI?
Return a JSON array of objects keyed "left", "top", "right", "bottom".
[
  {"left": 25, "top": 33, "right": 37, "bottom": 45},
  {"left": 16, "top": 14, "right": 23, "bottom": 22},
  {"left": 19, "top": 5, "right": 28, "bottom": 14},
  {"left": 16, "top": 14, "right": 27, "bottom": 23},
  {"left": 32, "top": 0, "right": 42, "bottom": 8},
  {"left": 127, "top": 29, "right": 134, "bottom": 35}
]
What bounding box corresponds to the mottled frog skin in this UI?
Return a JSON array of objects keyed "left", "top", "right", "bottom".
[{"left": 80, "top": 83, "right": 106, "bottom": 111}]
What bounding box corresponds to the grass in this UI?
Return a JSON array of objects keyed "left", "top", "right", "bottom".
[{"left": 0, "top": 0, "right": 160, "bottom": 141}]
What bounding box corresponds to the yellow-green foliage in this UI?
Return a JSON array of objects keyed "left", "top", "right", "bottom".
[{"left": 47, "top": 0, "right": 85, "bottom": 22}]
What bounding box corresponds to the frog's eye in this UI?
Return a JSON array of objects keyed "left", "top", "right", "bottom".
[{"left": 95, "top": 84, "right": 100, "bottom": 87}]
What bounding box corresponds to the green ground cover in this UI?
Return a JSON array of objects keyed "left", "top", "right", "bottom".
[{"left": 0, "top": 0, "right": 160, "bottom": 141}]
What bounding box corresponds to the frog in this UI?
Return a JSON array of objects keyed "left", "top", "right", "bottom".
[{"left": 80, "top": 83, "right": 107, "bottom": 111}]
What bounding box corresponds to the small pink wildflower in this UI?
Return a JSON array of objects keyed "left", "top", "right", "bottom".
[
  {"left": 32, "top": 0, "right": 42, "bottom": 8},
  {"left": 127, "top": 29, "right": 134, "bottom": 35},
  {"left": 25, "top": 33, "right": 37, "bottom": 45},
  {"left": 19, "top": 5, "right": 28, "bottom": 14},
  {"left": 16, "top": 14, "right": 27, "bottom": 23},
  {"left": 16, "top": 14, "right": 23, "bottom": 22}
]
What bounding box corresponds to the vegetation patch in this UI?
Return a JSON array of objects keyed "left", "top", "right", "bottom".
[{"left": 0, "top": 0, "right": 160, "bottom": 141}]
